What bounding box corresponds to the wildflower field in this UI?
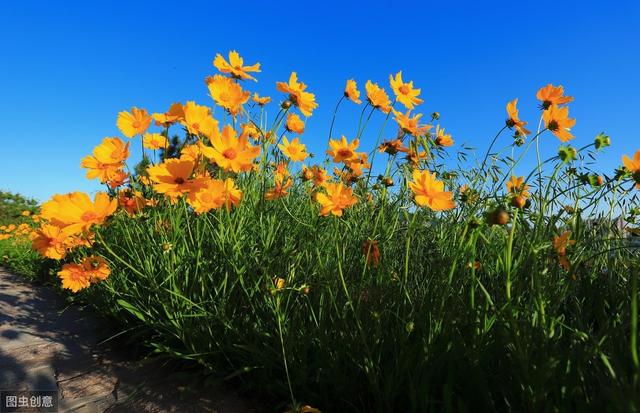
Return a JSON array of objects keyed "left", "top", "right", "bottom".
[{"left": 2, "top": 51, "right": 640, "bottom": 412}]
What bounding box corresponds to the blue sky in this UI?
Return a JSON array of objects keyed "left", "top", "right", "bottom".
[{"left": 0, "top": 0, "right": 638, "bottom": 202}]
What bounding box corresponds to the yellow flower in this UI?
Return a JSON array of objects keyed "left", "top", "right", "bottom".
[
  {"left": 117, "top": 107, "right": 152, "bottom": 138},
  {"left": 152, "top": 103, "right": 185, "bottom": 127},
  {"left": 57, "top": 256, "right": 110, "bottom": 293},
  {"left": 187, "top": 178, "right": 226, "bottom": 214},
  {"left": 408, "top": 170, "right": 456, "bottom": 211},
  {"left": 622, "top": 150, "right": 640, "bottom": 189},
  {"left": 315, "top": 182, "right": 358, "bottom": 216},
  {"left": 142, "top": 133, "right": 169, "bottom": 150},
  {"left": 279, "top": 136, "right": 308, "bottom": 162},
  {"left": 365, "top": 81, "right": 391, "bottom": 114},
  {"left": 181, "top": 101, "right": 220, "bottom": 140},
  {"left": 344, "top": 79, "right": 362, "bottom": 104},
  {"left": 265, "top": 174, "right": 293, "bottom": 200},
  {"left": 345, "top": 152, "right": 370, "bottom": 177},
  {"left": 31, "top": 224, "right": 75, "bottom": 259},
  {"left": 180, "top": 144, "right": 201, "bottom": 162},
  {"left": 327, "top": 136, "right": 360, "bottom": 163},
  {"left": 285, "top": 113, "right": 305, "bottom": 134},
  {"left": 276, "top": 72, "right": 318, "bottom": 117},
  {"left": 302, "top": 165, "right": 329, "bottom": 187},
  {"left": 213, "top": 50, "right": 261, "bottom": 81},
  {"left": 506, "top": 176, "right": 531, "bottom": 199},
  {"left": 543, "top": 104, "right": 576, "bottom": 142},
  {"left": 506, "top": 98, "right": 531, "bottom": 137},
  {"left": 207, "top": 74, "right": 250, "bottom": 116},
  {"left": 41, "top": 192, "right": 117, "bottom": 234},
  {"left": 389, "top": 71, "right": 423, "bottom": 110},
  {"left": 252, "top": 93, "right": 271, "bottom": 106},
  {"left": 393, "top": 110, "right": 432, "bottom": 136},
  {"left": 147, "top": 157, "right": 206, "bottom": 201},
  {"left": 199, "top": 125, "right": 260, "bottom": 173},
  {"left": 434, "top": 125, "right": 454, "bottom": 147},
  {"left": 80, "top": 137, "right": 130, "bottom": 183}
]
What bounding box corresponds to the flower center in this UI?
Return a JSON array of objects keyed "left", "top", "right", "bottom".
[
  {"left": 547, "top": 120, "right": 559, "bottom": 131},
  {"left": 133, "top": 121, "right": 141, "bottom": 129},
  {"left": 337, "top": 149, "right": 353, "bottom": 159},
  {"left": 399, "top": 85, "right": 410, "bottom": 95},
  {"left": 192, "top": 122, "right": 200, "bottom": 131},
  {"left": 223, "top": 148, "right": 238, "bottom": 159},
  {"left": 174, "top": 177, "right": 185, "bottom": 185}
]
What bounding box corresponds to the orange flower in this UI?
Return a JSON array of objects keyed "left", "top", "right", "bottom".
[
  {"left": 434, "top": 125, "right": 454, "bottom": 147},
  {"left": 252, "top": 93, "right": 271, "bottom": 106},
  {"left": 80, "top": 137, "right": 130, "bottom": 183},
  {"left": 536, "top": 84, "right": 573, "bottom": 109},
  {"left": 285, "top": 113, "right": 305, "bottom": 134},
  {"left": 543, "top": 104, "right": 576, "bottom": 142},
  {"left": 31, "top": 224, "right": 75, "bottom": 259},
  {"left": 187, "top": 178, "right": 227, "bottom": 213},
  {"left": 302, "top": 165, "right": 329, "bottom": 187},
  {"left": 147, "top": 157, "right": 205, "bottom": 201},
  {"left": 40, "top": 192, "right": 117, "bottom": 234},
  {"left": 389, "top": 71, "right": 423, "bottom": 110},
  {"left": 506, "top": 176, "right": 531, "bottom": 198},
  {"left": 405, "top": 148, "right": 429, "bottom": 166},
  {"left": 207, "top": 74, "right": 250, "bottom": 116},
  {"left": 106, "top": 170, "right": 129, "bottom": 189},
  {"left": 327, "top": 136, "right": 359, "bottom": 163},
  {"left": 345, "top": 153, "right": 370, "bottom": 177},
  {"left": 506, "top": 98, "right": 531, "bottom": 136},
  {"left": 213, "top": 50, "right": 261, "bottom": 81},
  {"left": 393, "top": 110, "right": 431, "bottom": 136},
  {"left": 622, "top": 150, "right": 640, "bottom": 188},
  {"left": 408, "top": 170, "right": 456, "bottom": 211},
  {"left": 365, "top": 80, "right": 391, "bottom": 114},
  {"left": 181, "top": 101, "right": 220, "bottom": 140},
  {"left": 117, "top": 107, "right": 152, "bottom": 138},
  {"left": 553, "top": 231, "right": 576, "bottom": 256},
  {"left": 315, "top": 182, "right": 358, "bottom": 216},
  {"left": 152, "top": 103, "right": 185, "bottom": 127},
  {"left": 344, "top": 79, "right": 362, "bottom": 104},
  {"left": 278, "top": 136, "right": 308, "bottom": 162},
  {"left": 143, "top": 133, "right": 169, "bottom": 150},
  {"left": 118, "top": 190, "right": 146, "bottom": 215},
  {"left": 199, "top": 125, "right": 260, "bottom": 173},
  {"left": 219, "top": 178, "right": 243, "bottom": 210},
  {"left": 276, "top": 72, "right": 318, "bottom": 117},
  {"left": 180, "top": 144, "right": 201, "bottom": 162},
  {"left": 57, "top": 256, "right": 110, "bottom": 293},
  {"left": 378, "top": 139, "right": 409, "bottom": 155},
  {"left": 265, "top": 174, "right": 293, "bottom": 200},
  {"left": 362, "top": 239, "right": 380, "bottom": 267}
]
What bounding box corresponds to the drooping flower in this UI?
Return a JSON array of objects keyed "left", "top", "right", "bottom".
[
  {"left": 536, "top": 84, "right": 573, "bottom": 110},
  {"left": 553, "top": 231, "right": 576, "bottom": 271},
  {"left": 543, "top": 104, "right": 576, "bottom": 142},
  {"left": 276, "top": 72, "right": 318, "bottom": 117},
  {"left": 252, "top": 93, "right": 271, "bottom": 106},
  {"left": 143, "top": 133, "right": 169, "bottom": 150},
  {"left": 506, "top": 98, "right": 531, "bottom": 137},
  {"left": 117, "top": 107, "right": 152, "bottom": 138},
  {"left": 378, "top": 139, "right": 409, "bottom": 155},
  {"left": 344, "top": 79, "right": 362, "bottom": 104},
  {"left": 207, "top": 74, "right": 251, "bottom": 116},
  {"left": 389, "top": 71, "right": 424, "bottom": 110},
  {"left": 302, "top": 165, "right": 329, "bottom": 187},
  {"left": 393, "top": 110, "right": 431, "bottom": 136},
  {"left": 285, "top": 113, "right": 305, "bottom": 134},
  {"left": 106, "top": 170, "right": 129, "bottom": 189},
  {"left": 220, "top": 178, "right": 243, "bottom": 210},
  {"left": 408, "top": 170, "right": 456, "bottom": 211},
  {"left": 152, "top": 103, "right": 185, "bottom": 127},
  {"left": 279, "top": 136, "right": 308, "bottom": 162},
  {"left": 213, "top": 50, "right": 261, "bottom": 81},
  {"left": 506, "top": 176, "right": 531, "bottom": 198},
  {"left": 147, "top": 157, "right": 205, "bottom": 201},
  {"left": 365, "top": 80, "right": 392, "bottom": 114},
  {"left": 41, "top": 192, "right": 117, "bottom": 234},
  {"left": 199, "top": 125, "right": 260, "bottom": 173},
  {"left": 362, "top": 239, "right": 380, "bottom": 267},
  {"left": 265, "top": 173, "right": 293, "bottom": 201},
  {"left": 181, "top": 101, "right": 220, "bottom": 140},
  {"left": 345, "top": 152, "right": 370, "bottom": 177},
  {"left": 315, "top": 182, "right": 358, "bottom": 216},
  {"left": 118, "top": 190, "right": 146, "bottom": 215},
  {"left": 327, "top": 136, "right": 360, "bottom": 163},
  {"left": 434, "top": 125, "right": 454, "bottom": 147}
]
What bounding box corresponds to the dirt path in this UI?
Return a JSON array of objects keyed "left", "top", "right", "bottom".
[{"left": 0, "top": 268, "right": 255, "bottom": 412}]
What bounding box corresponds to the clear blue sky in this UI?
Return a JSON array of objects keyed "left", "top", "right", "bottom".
[{"left": 1, "top": 0, "right": 638, "bottom": 202}]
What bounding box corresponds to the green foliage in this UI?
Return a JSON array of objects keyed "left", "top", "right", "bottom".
[{"left": 0, "top": 190, "right": 38, "bottom": 225}]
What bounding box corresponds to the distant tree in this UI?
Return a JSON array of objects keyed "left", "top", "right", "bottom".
[{"left": 0, "top": 191, "right": 39, "bottom": 225}]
